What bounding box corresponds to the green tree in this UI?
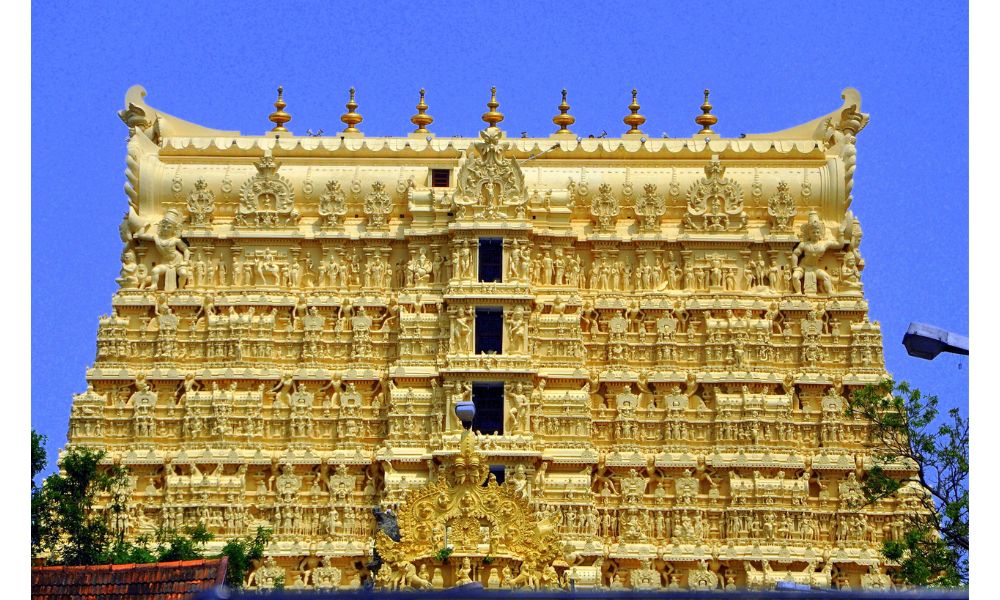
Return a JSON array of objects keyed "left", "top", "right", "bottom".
[
  {"left": 31, "top": 430, "right": 47, "bottom": 486},
  {"left": 847, "top": 380, "right": 968, "bottom": 586},
  {"left": 31, "top": 430, "right": 48, "bottom": 556},
  {"left": 219, "top": 527, "right": 273, "bottom": 589},
  {"left": 32, "top": 446, "right": 129, "bottom": 566}
]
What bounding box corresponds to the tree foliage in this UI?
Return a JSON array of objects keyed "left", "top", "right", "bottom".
[
  {"left": 219, "top": 526, "right": 273, "bottom": 588},
  {"left": 847, "top": 379, "right": 968, "bottom": 586},
  {"left": 32, "top": 446, "right": 129, "bottom": 566},
  {"left": 31, "top": 430, "right": 48, "bottom": 556},
  {"left": 32, "top": 439, "right": 275, "bottom": 588}
]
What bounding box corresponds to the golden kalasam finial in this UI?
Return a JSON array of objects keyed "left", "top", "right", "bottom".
[
  {"left": 340, "top": 87, "right": 363, "bottom": 133},
  {"left": 482, "top": 86, "right": 504, "bottom": 128},
  {"left": 410, "top": 88, "right": 433, "bottom": 134},
  {"left": 695, "top": 88, "right": 718, "bottom": 134},
  {"left": 268, "top": 86, "right": 291, "bottom": 133},
  {"left": 623, "top": 88, "right": 645, "bottom": 135},
  {"left": 552, "top": 89, "right": 575, "bottom": 135}
]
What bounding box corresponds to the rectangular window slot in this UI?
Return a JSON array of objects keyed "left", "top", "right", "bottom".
[
  {"left": 431, "top": 169, "right": 451, "bottom": 187},
  {"left": 472, "top": 382, "right": 505, "bottom": 435},
  {"left": 478, "top": 238, "right": 503, "bottom": 283},
  {"left": 475, "top": 307, "right": 503, "bottom": 354},
  {"left": 488, "top": 465, "right": 506, "bottom": 485}
]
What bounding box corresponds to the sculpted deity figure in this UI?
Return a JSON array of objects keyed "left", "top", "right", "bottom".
[
  {"left": 508, "top": 382, "right": 529, "bottom": 433},
  {"left": 450, "top": 306, "right": 474, "bottom": 353},
  {"left": 507, "top": 305, "right": 528, "bottom": 353},
  {"left": 792, "top": 211, "right": 844, "bottom": 295},
  {"left": 137, "top": 209, "right": 190, "bottom": 292},
  {"left": 319, "top": 180, "right": 348, "bottom": 228},
  {"left": 116, "top": 249, "right": 143, "bottom": 289},
  {"left": 455, "top": 557, "right": 473, "bottom": 586}
]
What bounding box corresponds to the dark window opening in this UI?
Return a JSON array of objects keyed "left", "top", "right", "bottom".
[
  {"left": 478, "top": 238, "right": 503, "bottom": 282},
  {"left": 488, "top": 465, "right": 506, "bottom": 485},
  {"left": 431, "top": 169, "right": 451, "bottom": 187},
  {"left": 475, "top": 307, "right": 503, "bottom": 354},
  {"left": 472, "top": 382, "right": 505, "bottom": 435}
]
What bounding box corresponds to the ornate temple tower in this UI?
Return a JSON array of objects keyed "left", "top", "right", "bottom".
[{"left": 66, "top": 85, "right": 909, "bottom": 590}]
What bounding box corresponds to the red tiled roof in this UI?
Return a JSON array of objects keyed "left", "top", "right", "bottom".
[{"left": 32, "top": 557, "right": 227, "bottom": 600}]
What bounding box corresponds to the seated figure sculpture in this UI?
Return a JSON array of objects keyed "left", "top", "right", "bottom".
[{"left": 791, "top": 211, "right": 843, "bottom": 295}]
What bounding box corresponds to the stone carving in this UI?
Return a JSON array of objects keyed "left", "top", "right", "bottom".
[
  {"left": 236, "top": 154, "right": 300, "bottom": 228},
  {"left": 137, "top": 209, "right": 190, "bottom": 292},
  {"left": 591, "top": 183, "right": 620, "bottom": 232},
  {"left": 687, "top": 560, "right": 719, "bottom": 590},
  {"left": 454, "top": 128, "right": 527, "bottom": 220},
  {"left": 74, "top": 88, "right": 909, "bottom": 590},
  {"left": 683, "top": 156, "right": 747, "bottom": 232},
  {"left": 767, "top": 180, "right": 796, "bottom": 232},
  {"left": 186, "top": 179, "right": 215, "bottom": 227},
  {"left": 634, "top": 183, "right": 665, "bottom": 232},
  {"left": 792, "top": 210, "right": 844, "bottom": 294},
  {"left": 318, "top": 180, "right": 348, "bottom": 229},
  {"left": 363, "top": 181, "right": 392, "bottom": 230}
]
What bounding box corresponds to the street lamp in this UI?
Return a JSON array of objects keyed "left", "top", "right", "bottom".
[
  {"left": 902, "top": 322, "right": 969, "bottom": 360},
  {"left": 455, "top": 398, "right": 476, "bottom": 430}
]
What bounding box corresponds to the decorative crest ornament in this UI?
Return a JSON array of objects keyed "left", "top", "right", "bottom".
[
  {"left": 374, "top": 432, "right": 564, "bottom": 589},
  {"left": 623, "top": 89, "right": 645, "bottom": 135},
  {"left": 481, "top": 87, "right": 504, "bottom": 128},
  {"left": 767, "top": 180, "right": 797, "bottom": 232},
  {"left": 340, "top": 88, "right": 363, "bottom": 134},
  {"left": 634, "top": 183, "right": 666, "bottom": 232},
  {"left": 453, "top": 128, "right": 527, "bottom": 220},
  {"left": 410, "top": 89, "right": 433, "bottom": 134},
  {"left": 318, "top": 180, "right": 348, "bottom": 229},
  {"left": 695, "top": 89, "right": 718, "bottom": 135},
  {"left": 235, "top": 153, "right": 300, "bottom": 228},
  {"left": 590, "top": 183, "right": 620, "bottom": 232},
  {"left": 363, "top": 181, "right": 393, "bottom": 230},
  {"left": 682, "top": 155, "right": 747, "bottom": 232},
  {"left": 552, "top": 89, "right": 575, "bottom": 135},
  {"left": 186, "top": 178, "right": 215, "bottom": 227},
  {"left": 268, "top": 86, "right": 291, "bottom": 133}
]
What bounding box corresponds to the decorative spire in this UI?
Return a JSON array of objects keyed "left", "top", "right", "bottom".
[
  {"left": 268, "top": 86, "right": 291, "bottom": 133},
  {"left": 552, "top": 89, "right": 575, "bottom": 135},
  {"left": 695, "top": 89, "right": 718, "bottom": 135},
  {"left": 623, "top": 89, "right": 645, "bottom": 135},
  {"left": 410, "top": 88, "right": 433, "bottom": 134},
  {"left": 340, "top": 87, "right": 363, "bottom": 133},
  {"left": 482, "top": 86, "right": 504, "bottom": 128}
]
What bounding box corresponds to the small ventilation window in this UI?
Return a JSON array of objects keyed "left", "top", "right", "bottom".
[
  {"left": 431, "top": 169, "right": 451, "bottom": 188},
  {"left": 488, "top": 465, "right": 506, "bottom": 485}
]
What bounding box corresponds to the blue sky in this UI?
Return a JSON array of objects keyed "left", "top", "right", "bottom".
[{"left": 31, "top": 2, "right": 968, "bottom": 475}]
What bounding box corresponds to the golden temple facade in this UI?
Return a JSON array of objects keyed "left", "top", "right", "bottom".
[{"left": 65, "top": 85, "right": 914, "bottom": 590}]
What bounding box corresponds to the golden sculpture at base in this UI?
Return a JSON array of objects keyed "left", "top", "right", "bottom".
[
  {"left": 374, "top": 431, "right": 565, "bottom": 590},
  {"left": 64, "top": 84, "right": 909, "bottom": 591}
]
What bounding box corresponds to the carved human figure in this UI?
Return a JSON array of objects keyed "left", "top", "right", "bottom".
[
  {"left": 792, "top": 210, "right": 844, "bottom": 294},
  {"left": 117, "top": 250, "right": 141, "bottom": 289},
  {"left": 455, "top": 557, "right": 473, "bottom": 586},
  {"left": 507, "top": 305, "right": 528, "bottom": 353},
  {"left": 508, "top": 382, "right": 529, "bottom": 433},
  {"left": 450, "top": 306, "right": 474, "bottom": 353},
  {"left": 137, "top": 209, "right": 191, "bottom": 292}
]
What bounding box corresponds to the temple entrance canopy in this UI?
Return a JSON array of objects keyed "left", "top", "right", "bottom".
[{"left": 375, "top": 431, "right": 564, "bottom": 589}]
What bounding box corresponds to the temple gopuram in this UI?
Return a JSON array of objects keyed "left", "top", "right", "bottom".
[{"left": 64, "top": 84, "right": 917, "bottom": 591}]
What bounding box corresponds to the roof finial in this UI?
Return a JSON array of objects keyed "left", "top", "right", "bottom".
[
  {"left": 482, "top": 86, "right": 504, "bottom": 128},
  {"left": 623, "top": 88, "right": 645, "bottom": 135},
  {"left": 340, "top": 87, "right": 363, "bottom": 134},
  {"left": 268, "top": 86, "right": 291, "bottom": 133},
  {"left": 552, "top": 89, "right": 575, "bottom": 135},
  {"left": 695, "top": 88, "right": 718, "bottom": 135},
  {"left": 410, "top": 88, "right": 433, "bottom": 134}
]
